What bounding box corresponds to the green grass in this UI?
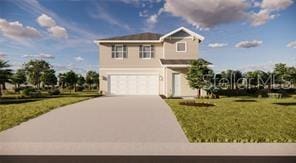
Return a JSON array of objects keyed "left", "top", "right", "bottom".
[
  {"left": 0, "top": 92, "right": 100, "bottom": 132},
  {"left": 166, "top": 97, "right": 296, "bottom": 143}
]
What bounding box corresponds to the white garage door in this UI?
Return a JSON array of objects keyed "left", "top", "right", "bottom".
[{"left": 109, "top": 74, "right": 159, "bottom": 95}]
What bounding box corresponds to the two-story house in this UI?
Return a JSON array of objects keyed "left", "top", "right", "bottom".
[{"left": 95, "top": 27, "right": 205, "bottom": 97}]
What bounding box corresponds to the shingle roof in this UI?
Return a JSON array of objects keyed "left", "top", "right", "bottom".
[
  {"left": 160, "top": 59, "right": 212, "bottom": 65},
  {"left": 99, "top": 32, "right": 162, "bottom": 41}
]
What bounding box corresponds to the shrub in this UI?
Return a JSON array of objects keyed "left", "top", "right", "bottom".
[
  {"left": 268, "top": 93, "right": 283, "bottom": 99},
  {"left": 257, "top": 89, "right": 268, "bottom": 98},
  {"left": 14, "top": 86, "right": 30, "bottom": 93},
  {"left": 21, "top": 88, "right": 41, "bottom": 97},
  {"left": 21, "top": 87, "right": 35, "bottom": 96},
  {"left": 76, "top": 86, "right": 84, "bottom": 92},
  {"left": 48, "top": 89, "right": 60, "bottom": 95},
  {"left": 216, "top": 88, "right": 270, "bottom": 97},
  {"left": 29, "top": 91, "right": 42, "bottom": 98}
]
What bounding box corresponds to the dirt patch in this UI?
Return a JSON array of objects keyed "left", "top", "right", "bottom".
[
  {"left": 234, "top": 99, "right": 257, "bottom": 102},
  {"left": 273, "top": 102, "right": 296, "bottom": 106},
  {"left": 179, "top": 100, "right": 215, "bottom": 107}
]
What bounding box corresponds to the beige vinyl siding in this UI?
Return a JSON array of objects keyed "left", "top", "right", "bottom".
[
  {"left": 163, "top": 38, "right": 199, "bottom": 59},
  {"left": 99, "top": 43, "right": 163, "bottom": 68},
  {"left": 165, "top": 68, "right": 196, "bottom": 97}
]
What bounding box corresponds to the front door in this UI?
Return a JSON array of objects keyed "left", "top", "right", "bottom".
[{"left": 172, "top": 73, "right": 181, "bottom": 97}]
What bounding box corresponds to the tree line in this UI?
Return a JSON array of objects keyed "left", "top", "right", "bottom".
[
  {"left": 187, "top": 59, "right": 296, "bottom": 97},
  {"left": 0, "top": 59, "right": 99, "bottom": 96}
]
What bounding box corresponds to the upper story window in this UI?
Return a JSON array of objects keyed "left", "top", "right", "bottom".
[
  {"left": 176, "top": 42, "right": 187, "bottom": 52},
  {"left": 112, "top": 44, "right": 127, "bottom": 59},
  {"left": 139, "top": 45, "right": 154, "bottom": 59}
]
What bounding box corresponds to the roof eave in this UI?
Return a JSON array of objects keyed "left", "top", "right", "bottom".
[
  {"left": 94, "top": 40, "right": 162, "bottom": 43},
  {"left": 162, "top": 64, "right": 191, "bottom": 68},
  {"left": 94, "top": 27, "right": 205, "bottom": 44}
]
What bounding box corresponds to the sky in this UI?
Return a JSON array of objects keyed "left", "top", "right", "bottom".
[{"left": 0, "top": 0, "right": 295, "bottom": 75}]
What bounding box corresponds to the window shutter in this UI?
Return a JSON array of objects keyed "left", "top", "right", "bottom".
[
  {"left": 111, "top": 45, "right": 115, "bottom": 58},
  {"left": 151, "top": 45, "right": 154, "bottom": 58},
  {"left": 123, "top": 45, "right": 127, "bottom": 58},
  {"left": 139, "top": 45, "right": 143, "bottom": 58}
]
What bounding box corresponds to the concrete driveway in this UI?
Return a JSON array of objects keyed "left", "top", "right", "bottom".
[{"left": 0, "top": 96, "right": 187, "bottom": 143}]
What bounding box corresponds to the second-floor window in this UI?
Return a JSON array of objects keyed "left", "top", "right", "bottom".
[
  {"left": 139, "top": 45, "right": 154, "bottom": 59},
  {"left": 112, "top": 44, "right": 127, "bottom": 59},
  {"left": 176, "top": 42, "right": 187, "bottom": 52}
]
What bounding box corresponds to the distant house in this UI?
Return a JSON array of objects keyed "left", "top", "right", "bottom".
[{"left": 95, "top": 27, "right": 207, "bottom": 97}]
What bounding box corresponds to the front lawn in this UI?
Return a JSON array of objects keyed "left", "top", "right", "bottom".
[
  {"left": 166, "top": 97, "right": 296, "bottom": 143},
  {"left": 0, "top": 92, "right": 100, "bottom": 132}
]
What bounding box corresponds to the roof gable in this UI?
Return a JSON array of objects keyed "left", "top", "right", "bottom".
[
  {"left": 160, "top": 27, "right": 204, "bottom": 41},
  {"left": 170, "top": 30, "right": 191, "bottom": 37}
]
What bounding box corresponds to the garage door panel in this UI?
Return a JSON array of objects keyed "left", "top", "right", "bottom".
[{"left": 109, "top": 74, "right": 159, "bottom": 95}]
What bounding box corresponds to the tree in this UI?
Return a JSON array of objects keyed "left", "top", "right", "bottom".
[
  {"left": 86, "top": 71, "right": 99, "bottom": 90},
  {"left": 11, "top": 69, "right": 26, "bottom": 89},
  {"left": 0, "top": 60, "right": 12, "bottom": 96},
  {"left": 244, "top": 71, "right": 258, "bottom": 89},
  {"left": 77, "top": 75, "right": 85, "bottom": 87},
  {"left": 232, "top": 70, "right": 243, "bottom": 89},
  {"left": 58, "top": 73, "right": 66, "bottom": 88},
  {"left": 24, "top": 60, "right": 50, "bottom": 89},
  {"left": 221, "top": 70, "right": 233, "bottom": 89},
  {"left": 273, "top": 63, "right": 289, "bottom": 87},
  {"left": 64, "top": 70, "right": 78, "bottom": 92},
  {"left": 244, "top": 70, "right": 269, "bottom": 89},
  {"left": 186, "top": 59, "right": 213, "bottom": 97},
  {"left": 287, "top": 66, "right": 296, "bottom": 88},
  {"left": 41, "top": 69, "right": 57, "bottom": 89},
  {"left": 220, "top": 70, "right": 242, "bottom": 90}
]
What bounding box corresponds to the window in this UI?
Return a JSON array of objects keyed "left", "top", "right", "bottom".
[
  {"left": 176, "top": 42, "right": 186, "bottom": 52},
  {"left": 139, "top": 45, "right": 154, "bottom": 59},
  {"left": 112, "top": 44, "right": 127, "bottom": 59}
]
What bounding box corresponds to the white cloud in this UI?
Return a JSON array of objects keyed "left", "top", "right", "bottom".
[
  {"left": 23, "top": 53, "right": 55, "bottom": 59},
  {"left": 252, "top": 1, "right": 261, "bottom": 8},
  {"left": 145, "top": 8, "right": 164, "bottom": 29},
  {"left": 287, "top": 41, "right": 296, "bottom": 48},
  {"left": 36, "top": 14, "right": 56, "bottom": 27},
  {"left": 163, "top": 0, "right": 249, "bottom": 29},
  {"left": 261, "top": 0, "right": 293, "bottom": 11},
  {"left": 239, "top": 62, "right": 275, "bottom": 72},
  {"left": 235, "top": 40, "right": 263, "bottom": 48},
  {"left": 89, "top": 2, "right": 131, "bottom": 31},
  {"left": 119, "top": 0, "right": 141, "bottom": 4},
  {"left": 53, "top": 63, "right": 91, "bottom": 75},
  {"left": 74, "top": 56, "right": 84, "bottom": 62},
  {"left": 48, "top": 25, "right": 68, "bottom": 38},
  {"left": 250, "top": 9, "right": 276, "bottom": 26},
  {"left": 39, "top": 53, "right": 55, "bottom": 59},
  {"left": 143, "top": 0, "right": 293, "bottom": 29},
  {"left": 0, "top": 18, "right": 41, "bottom": 41},
  {"left": 0, "top": 52, "right": 6, "bottom": 59},
  {"left": 12, "top": 0, "right": 101, "bottom": 42},
  {"left": 147, "top": 14, "right": 158, "bottom": 24},
  {"left": 208, "top": 43, "right": 228, "bottom": 48},
  {"left": 119, "top": 0, "right": 161, "bottom": 5},
  {"left": 250, "top": 0, "right": 293, "bottom": 26},
  {"left": 139, "top": 10, "right": 149, "bottom": 17},
  {"left": 36, "top": 14, "right": 68, "bottom": 39}
]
